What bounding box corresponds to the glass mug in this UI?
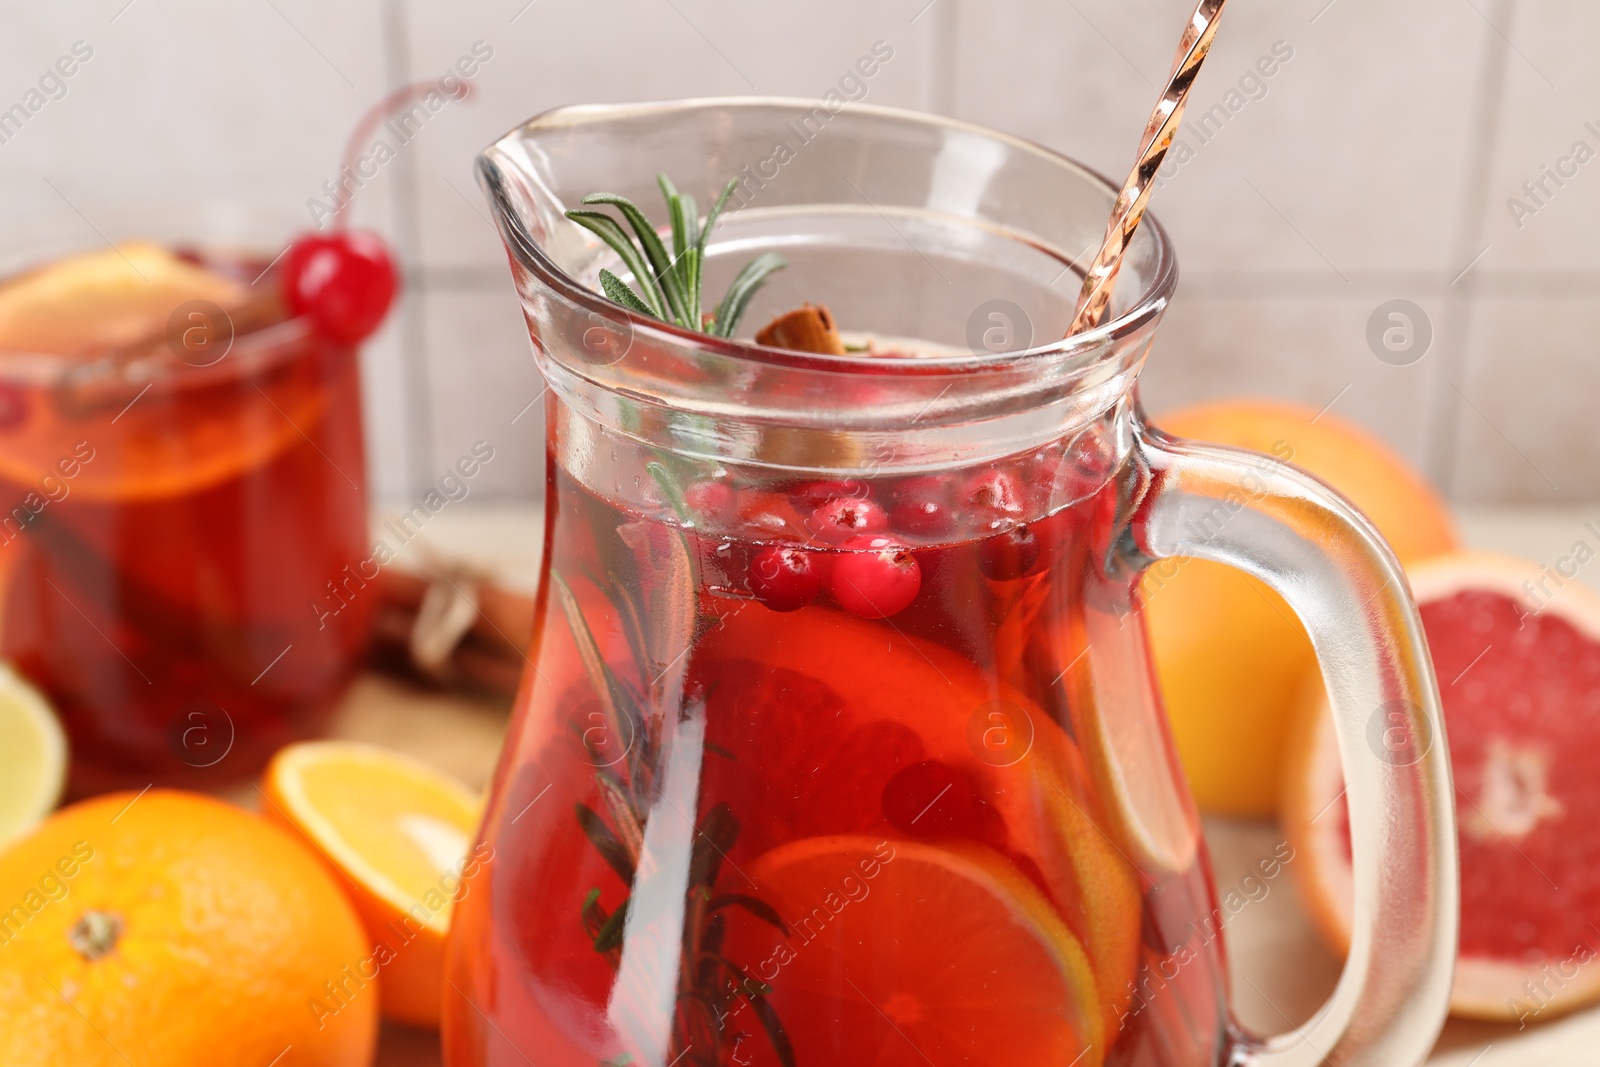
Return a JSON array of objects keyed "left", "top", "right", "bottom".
[
  {"left": 445, "top": 100, "right": 1457, "bottom": 1066},
  {"left": 0, "top": 233, "right": 372, "bottom": 793}
]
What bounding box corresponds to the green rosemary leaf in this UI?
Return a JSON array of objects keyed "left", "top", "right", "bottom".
[
  {"left": 658, "top": 173, "right": 687, "bottom": 263},
  {"left": 593, "top": 898, "right": 630, "bottom": 953},
  {"left": 698, "top": 178, "right": 738, "bottom": 262},
  {"left": 576, "top": 802, "right": 635, "bottom": 883},
  {"left": 682, "top": 243, "right": 701, "bottom": 327},
  {"left": 713, "top": 252, "right": 787, "bottom": 338},
  {"left": 565, "top": 210, "right": 666, "bottom": 318},
  {"left": 595, "top": 771, "right": 644, "bottom": 863},
  {"left": 701, "top": 910, "right": 727, "bottom": 958},
  {"left": 602, "top": 566, "right": 654, "bottom": 714},
  {"left": 704, "top": 955, "right": 762, "bottom": 1002},
  {"left": 750, "top": 994, "right": 797, "bottom": 1067},
  {"left": 552, "top": 572, "right": 637, "bottom": 760},
  {"left": 580, "top": 887, "right": 608, "bottom": 940},
  {"left": 707, "top": 893, "right": 789, "bottom": 935},
  {"left": 583, "top": 193, "right": 690, "bottom": 324},
  {"left": 580, "top": 175, "right": 786, "bottom": 343},
  {"left": 743, "top": 978, "right": 774, "bottom": 998},
  {"left": 680, "top": 192, "right": 700, "bottom": 265},
  {"left": 655, "top": 176, "right": 699, "bottom": 325},
  {"left": 704, "top": 741, "right": 736, "bottom": 761},
  {"left": 674, "top": 994, "right": 719, "bottom": 1064},
  {"left": 647, "top": 461, "right": 691, "bottom": 523},
  {"left": 689, "top": 802, "right": 740, "bottom": 889},
  {"left": 598, "top": 269, "right": 655, "bottom": 317}
]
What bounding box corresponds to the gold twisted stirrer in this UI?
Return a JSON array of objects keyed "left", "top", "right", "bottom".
[{"left": 1069, "top": 0, "right": 1228, "bottom": 335}]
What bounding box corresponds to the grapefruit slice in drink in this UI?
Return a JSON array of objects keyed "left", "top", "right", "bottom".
[
  {"left": 1285, "top": 551, "right": 1600, "bottom": 1021},
  {"left": 728, "top": 835, "right": 1103, "bottom": 1066}
]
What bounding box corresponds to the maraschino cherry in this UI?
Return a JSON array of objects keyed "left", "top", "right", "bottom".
[
  {"left": 282, "top": 231, "right": 396, "bottom": 344},
  {"left": 281, "top": 80, "right": 469, "bottom": 343}
]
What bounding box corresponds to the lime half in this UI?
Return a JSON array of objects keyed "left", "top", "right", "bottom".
[{"left": 0, "top": 664, "right": 66, "bottom": 846}]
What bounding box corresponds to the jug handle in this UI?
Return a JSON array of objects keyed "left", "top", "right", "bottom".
[{"left": 1130, "top": 419, "right": 1458, "bottom": 1066}]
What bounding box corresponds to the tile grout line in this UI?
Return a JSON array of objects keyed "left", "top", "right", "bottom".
[
  {"left": 404, "top": 264, "right": 1600, "bottom": 299},
  {"left": 381, "top": 0, "right": 436, "bottom": 499},
  {"left": 928, "top": 0, "right": 961, "bottom": 116},
  {"left": 1425, "top": 0, "right": 1516, "bottom": 499}
]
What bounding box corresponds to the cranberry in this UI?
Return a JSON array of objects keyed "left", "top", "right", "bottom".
[
  {"left": 684, "top": 479, "right": 735, "bottom": 523},
  {"left": 961, "top": 468, "right": 1025, "bottom": 529},
  {"left": 830, "top": 534, "right": 921, "bottom": 618},
  {"left": 282, "top": 230, "right": 398, "bottom": 344},
  {"left": 882, "top": 760, "right": 1007, "bottom": 847},
  {"left": 747, "top": 546, "right": 822, "bottom": 612},
  {"left": 810, "top": 496, "right": 888, "bottom": 544},
  {"left": 979, "top": 525, "right": 1041, "bottom": 581},
  {"left": 789, "top": 479, "right": 868, "bottom": 510},
  {"left": 889, "top": 476, "right": 955, "bottom": 539}
]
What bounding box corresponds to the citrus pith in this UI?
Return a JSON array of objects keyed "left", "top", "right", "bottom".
[
  {"left": 262, "top": 740, "right": 483, "bottom": 1029},
  {"left": 1285, "top": 552, "right": 1600, "bottom": 1021}
]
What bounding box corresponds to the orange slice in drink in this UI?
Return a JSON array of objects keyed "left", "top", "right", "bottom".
[
  {"left": 731, "top": 836, "right": 1103, "bottom": 1066},
  {"left": 0, "top": 242, "right": 345, "bottom": 503},
  {"left": 1054, "top": 601, "right": 1201, "bottom": 876},
  {"left": 0, "top": 242, "right": 246, "bottom": 355},
  {"left": 697, "top": 605, "right": 1141, "bottom": 1042},
  {"left": 1001, "top": 732, "right": 1142, "bottom": 1039},
  {"left": 262, "top": 741, "right": 483, "bottom": 1029}
]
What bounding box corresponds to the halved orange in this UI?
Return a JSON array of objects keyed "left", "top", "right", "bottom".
[
  {"left": 728, "top": 836, "right": 1103, "bottom": 1066},
  {"left": 261, "top": 741, "right": 483, "bottom": 1029}
]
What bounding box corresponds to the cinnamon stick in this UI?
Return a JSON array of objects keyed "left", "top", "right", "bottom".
[{"left": 755, "top": 303, "right": 846, "bottom": 355}]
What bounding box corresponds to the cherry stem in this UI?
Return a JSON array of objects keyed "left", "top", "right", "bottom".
[{"left": 331, "top": 78, "right": 477, "bottom": 231}]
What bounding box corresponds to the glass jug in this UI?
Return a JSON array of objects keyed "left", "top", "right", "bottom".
[{"left": 446, "top": 99, "right": 1457, "bottom": 1067}]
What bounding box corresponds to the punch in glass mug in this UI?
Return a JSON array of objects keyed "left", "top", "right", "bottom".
[
  {"left": 0, "top": 225, "right": 372, "bottom": 794},
  {"left": 444, "top": 99, "right": 1457, "bottom": 1067}
]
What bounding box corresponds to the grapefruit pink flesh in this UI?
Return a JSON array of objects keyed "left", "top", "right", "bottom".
[{"left": 1286, "top": 552, "right": 1600, "bottom": 1020}]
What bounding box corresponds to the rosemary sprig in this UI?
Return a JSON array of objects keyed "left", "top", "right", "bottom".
[
  {"left": 567, "top": 175, "right": 786, "bottom": 338},
  {"left": 557, "top": 558, "right": 794, "bottom": 1067}
]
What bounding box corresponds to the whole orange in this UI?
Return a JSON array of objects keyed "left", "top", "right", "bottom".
[
  {"left": 0, "top": 790, "right": 377, "bottom": 1066},
  {"left": 1142, "top": 400, "right": 1457, "bottom": 815}
]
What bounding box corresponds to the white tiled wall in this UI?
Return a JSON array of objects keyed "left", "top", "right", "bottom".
[{"left": 2, "top": 0, "right": 1594, "bottom": 503}]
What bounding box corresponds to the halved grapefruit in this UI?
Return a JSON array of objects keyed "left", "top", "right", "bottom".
[
  {"left": 728, "top": 835, "right": 1104, "bottom": 1066},
  {"left": 1285, "top": 550, "right": 1600, "bottom": 1021}
]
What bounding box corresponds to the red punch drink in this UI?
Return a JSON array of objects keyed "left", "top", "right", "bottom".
[
  {"left": 446, "top": 416, "right": 1228, "bottom": 1067},
  {"left": 0, "top": 237, "right": 393, "bottom": 791}
]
